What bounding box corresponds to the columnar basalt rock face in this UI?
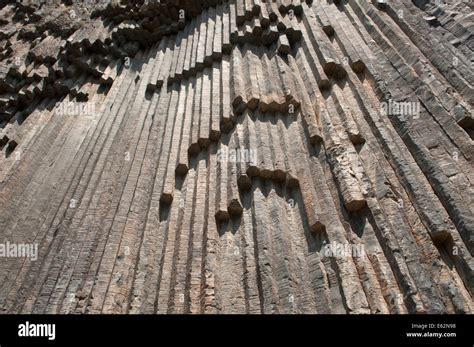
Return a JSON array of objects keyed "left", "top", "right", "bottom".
[{"left": 0, "top": 0, "right": 472, "bottom": 314}]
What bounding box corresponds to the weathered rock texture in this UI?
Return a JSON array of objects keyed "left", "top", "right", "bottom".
[{"left": 0, "top": 0, "right": 473, "bottom": 314}]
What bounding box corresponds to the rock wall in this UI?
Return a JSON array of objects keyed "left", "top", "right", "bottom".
[{"left": 0, "top": 0, "right": 472, "bottom": 313}]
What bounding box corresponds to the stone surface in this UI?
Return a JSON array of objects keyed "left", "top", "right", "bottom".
[{"left": 0, "top": 0, "right": 472, "bottom": 314}]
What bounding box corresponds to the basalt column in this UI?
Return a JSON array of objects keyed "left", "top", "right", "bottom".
[{"left": 0, "top": 0, "right": 472, "bottom": 314}]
